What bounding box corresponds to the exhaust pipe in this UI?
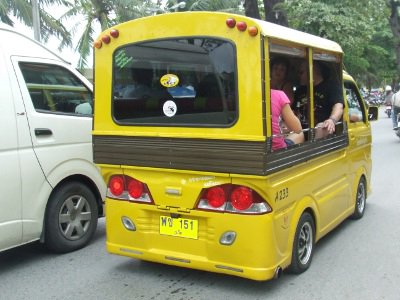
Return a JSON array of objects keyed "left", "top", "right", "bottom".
[{"left": 274, "top": 266, "right": 282, "bottom": 279}]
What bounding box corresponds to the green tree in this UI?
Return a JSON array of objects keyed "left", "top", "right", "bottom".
[
  {"left": 0, "top": 0, "right": 71, "bottom": 45},
  {"left": 176, "top": 0, "right": 242, "bottom": 13},
  {"left": 283, "top": 0, "right": 396, "bottom": 88},
  {"left": 263, "top": 0, "right": 287, "bottom": 26},
  {"left": 388, "top": 0, "right": 400, "bottom": 82},
  {"left": 243, "top": 0, "right": 260, "bottom": 19},
  {"left": 60, "top": 0, "right": 158, "bottom": 68}
]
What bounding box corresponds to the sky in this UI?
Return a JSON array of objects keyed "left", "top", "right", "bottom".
[{"left": 11, "top": 4, "right": 97, "bottom": 68}]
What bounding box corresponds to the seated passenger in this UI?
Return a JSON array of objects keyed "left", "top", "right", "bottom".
[
  {"left": 293, "top": 61, "right": 344, "bottom": 139},
  {"left": 271, "top": 89, "right": 304, "bottom": 151},
  {"left": 270, "top": 57, "right": 294, "bottom": 103},
  {"left": 349, "top": 107, "right": 363, "bottom": 122},
  {"left": 75, "top": 102, "right": 92, "bottom": 114},
  {"left": 122, "top": 64, "right": 153, "bottom": 99}
]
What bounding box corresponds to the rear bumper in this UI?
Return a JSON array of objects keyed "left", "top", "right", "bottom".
[{"left": 105, "top": 199, "right": 286, "bottom": 281}]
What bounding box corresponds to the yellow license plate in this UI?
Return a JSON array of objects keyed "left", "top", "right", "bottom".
[{"left": 159, "top": 216, "right": 198, "bottom": 239}]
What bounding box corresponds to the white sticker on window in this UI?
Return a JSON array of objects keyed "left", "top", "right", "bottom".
[{"left": 163, "top": 100, "right": 177, "bottom": 117}]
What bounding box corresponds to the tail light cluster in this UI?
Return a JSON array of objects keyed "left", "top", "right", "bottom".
[
  {"left": 107, "top": 175, "right": 153, "bottom": 203},
  {"left": 94, "top": 29, "right": 119, "bottom": 49},
  {"left": 226, "top": 18, "right": 259, "bottom": 37},
  {"left": 197, "top": 184, "right": 271, "bottom": 214}
]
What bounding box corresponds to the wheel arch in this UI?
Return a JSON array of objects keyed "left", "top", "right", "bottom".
[
  {"left": 40, "top": 174, "right": 105, "bottom": 243},
  {"left": 281, "top": 197, "right": 318, "bottom": 269}
]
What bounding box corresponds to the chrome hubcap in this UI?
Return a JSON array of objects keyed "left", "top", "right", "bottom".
[
  {"left": 356, "top": 181, "right": 366, "bottom": 213},
  {"left": 298, "top": 222, "right": 313, "bottom": 265},
  {"left": 58, "top": 195, "right": 92, "bottom": 241}
]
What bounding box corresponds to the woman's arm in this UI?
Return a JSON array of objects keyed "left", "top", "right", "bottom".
[{"left": 281, "top": 104, "right": 302, "bottom": 133}]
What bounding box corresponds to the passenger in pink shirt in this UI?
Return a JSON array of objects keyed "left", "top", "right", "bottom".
[{"left": 271, "top": 89, "right": 304, "bottom": 150}]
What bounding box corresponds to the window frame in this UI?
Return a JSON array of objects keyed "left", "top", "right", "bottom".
[{"left": 265, "top": 39, "right": 347, "bottom": 159}]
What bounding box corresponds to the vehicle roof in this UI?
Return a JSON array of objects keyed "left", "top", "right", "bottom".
[
  {"left": 251, "top": 17, "right": 342, "bottom": 54},
  {"left": 105, "top": 12, "right": 342, "bottom": 55},
  {"left": 0, "top": 23, "right": 68, "bottom": 64}
]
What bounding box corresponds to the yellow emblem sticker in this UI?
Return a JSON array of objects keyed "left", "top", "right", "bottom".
[{"left": 160, "top": 74, "right": 179, "bottom": 88}]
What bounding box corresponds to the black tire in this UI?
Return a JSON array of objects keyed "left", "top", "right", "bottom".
[
  {"left": 288, "top": 212, "right": 315, "bottom": 274},
  {"left": 350, "top": 177, "right": 366, "bottom": 220},
  {"left": 45, "top": 181, "right": 98, "bottom": 253}
]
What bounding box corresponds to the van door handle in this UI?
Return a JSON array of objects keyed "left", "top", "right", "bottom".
[{"left": 35, "top": 128, "right": 53, "bottom": 136}]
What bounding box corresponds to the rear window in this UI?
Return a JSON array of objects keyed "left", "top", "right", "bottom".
[{"left": 112, "top": 38, "right": 237, "bottom": 126}]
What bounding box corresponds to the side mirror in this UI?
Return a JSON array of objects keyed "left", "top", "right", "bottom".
[{"left": 367, "top": 105, "right": 379, "bottom": 121}]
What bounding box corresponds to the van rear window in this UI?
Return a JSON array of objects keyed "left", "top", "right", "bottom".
[{"left": 112, "top": 38, "right": 237, "bottom": 126}]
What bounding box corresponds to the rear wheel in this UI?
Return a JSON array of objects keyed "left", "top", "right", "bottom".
[
  {"left": 45, "top": 181, "right": 98, "bottom": 253},
  {"left": 288, "top": 212, "right": 315, "bottom": 274},
  {"left": 351, "top": 177, "right": 366, "bottom": 220}
]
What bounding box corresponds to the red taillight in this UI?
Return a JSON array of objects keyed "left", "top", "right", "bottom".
[
  {"left": 226, "top": 18, "right": 236, "bottom": 28},
  {"left": 197, "top": 184, "right": 271, "bottom": 214},
  {"left": 230, "top": 187, "right": 253, "bottom": 210},
  {"left": 101, "top": 35, "right": 111, "bottom": 44},
  {"left": 107, "top": 175, "right": 153, "bottom": 203},
  {"left": 109, "top": 175, "right": 124, "bottom": 196},
  {"left": 236, "top": 21, "right": 247, "bottom": 31},
  {"left": 127, "top": 178, "right": 144, "bottom": 199},
  {"left": 206, "top": 186, "right": 226, "bottom": 208},
  {"left": 110, "top": 29, "right": 119, "bottom": 38}
]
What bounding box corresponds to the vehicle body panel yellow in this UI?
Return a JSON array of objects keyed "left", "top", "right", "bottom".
[{"left": 94, "top": 12, "right": 372, "bottom": 281}]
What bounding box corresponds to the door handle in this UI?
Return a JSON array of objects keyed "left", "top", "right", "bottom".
[{"left": 35, "top": 128, "right": 53, "bottom": 136}]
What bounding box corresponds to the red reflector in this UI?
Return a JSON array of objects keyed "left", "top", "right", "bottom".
[
  {"left": 230, "top": 187, "right": 253, "bottom": 210},
  {"left": 110, "top": 29, "right": 119, "bottom": 38},
  {"left": 93, "top": 40, "right": 102, "bottom": 49},
  {"left": 127, "top": 178, "right": 144, "bottom": 199},
  {"left": 248, "top": 26, "right": 258, "bottom": 36},
  {"left": 226, "top": 18, "right": 236, "bottom": 28},
  {"left": 101, "top": 35, "right": 111, "bottom": 44},
  {"left": 236, "top": 21, "right": 247, "bottom": 31},
  {"left": 109, "top": 176, "right": 124, "bottom": 196},
  {"left": 206, "top": 187, "right": 226, "bottom": 208}
]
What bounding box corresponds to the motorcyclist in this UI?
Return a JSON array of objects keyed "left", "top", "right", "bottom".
[{"left": 384, "top": 85, "right": 393, "bottom": 118}]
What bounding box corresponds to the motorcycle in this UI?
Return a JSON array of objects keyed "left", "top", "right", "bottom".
[{"left": 385, "top": 104, "right": 392, "bottom": 118}]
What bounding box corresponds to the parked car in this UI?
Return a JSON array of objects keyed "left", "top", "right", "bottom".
[{"left": 0, "top": 24, "right": 106, "bottom": 253}]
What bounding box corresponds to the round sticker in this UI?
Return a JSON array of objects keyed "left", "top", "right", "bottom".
[
  {"left": 160, "top": 74, "right": 179, "bottom": 88},
  {"left": 163, "top": 100, "right": 177, "bottom": 117}
]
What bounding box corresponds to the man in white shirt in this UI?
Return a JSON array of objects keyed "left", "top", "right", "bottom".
[{"left": 391, "top": 86, "right": 400, "bottom": 130}]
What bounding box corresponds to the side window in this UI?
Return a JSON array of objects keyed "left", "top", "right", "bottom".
[
  {"left": 19, "top": 63, "right": 93, "bottom": 115},
  {"left": 292, "top": 58, "right": 344, "bottom": 140},
  {"left": 268, "top": 42, "right": 307, "bottom": 151},
  {"left": 344, "top": 81, "right": 365, "bottom": 123},
  {"left": 267, "top": 42, "right": 346, "bottom": 159}
]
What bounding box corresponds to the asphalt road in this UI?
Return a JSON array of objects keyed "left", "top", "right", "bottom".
[{"left": 1, "top": 108, "right": 399, "bottom": 300}]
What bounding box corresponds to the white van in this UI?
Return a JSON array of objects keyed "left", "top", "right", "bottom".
[{"left": 0, "top": 24, "right": 106, "bottom": 253}]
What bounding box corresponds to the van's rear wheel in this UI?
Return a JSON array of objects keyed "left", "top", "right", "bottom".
[
  {"left": 45, "top": 182, "right": 98, "bottom": 253},
  {"left": 289, "top": 212, "right": 315, "bottom": 274},
  {"left": 351, "top": 177, "right": 366, "bottom": 220}
]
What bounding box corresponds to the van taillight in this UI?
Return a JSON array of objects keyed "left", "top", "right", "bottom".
[
  {"left": 197, "top": 184, "right": 272, "bottom": 214},
  {"left": 107, "top": 175, "right": 153, "bottom": 203}
]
